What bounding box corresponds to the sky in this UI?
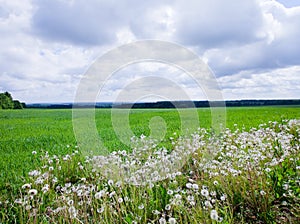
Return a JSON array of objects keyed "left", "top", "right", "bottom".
[{"left": 0, "top": 0, "right": 300, "bottom": 103}]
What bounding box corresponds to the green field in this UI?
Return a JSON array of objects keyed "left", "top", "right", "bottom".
[
  {"left": 0, "top": 106, "right": 299, "bottom": 223},
  {"left": 0, "top": 107, "right": 299, "bottom": 190}
]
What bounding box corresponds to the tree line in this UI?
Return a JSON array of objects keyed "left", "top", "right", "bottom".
[{"left": 0, "top": 92, "right": 26, "bottom": 109}]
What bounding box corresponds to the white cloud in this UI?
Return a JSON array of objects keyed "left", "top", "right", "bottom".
[
  {"left": 174, "top": 0, "right": 264, "bottom": 48},
  {"left": 219, "top": 66, "right": 300, "bottom": 99}
]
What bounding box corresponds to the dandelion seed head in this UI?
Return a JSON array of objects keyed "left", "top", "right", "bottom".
[
  {"left": 159, "top": 217, "right": 166, "bottom": 224},
  {"left": 210, "top": 209, "right": 219, "bottom": 221},
  {"left": 169, "top": 217, "right": 176, "bottom": 224},
  {"left": 28, "top": 189, "right": 38, "bottom": 196},
  {"left": 201, "top": 189, "right": 209, "bottom": 197}
]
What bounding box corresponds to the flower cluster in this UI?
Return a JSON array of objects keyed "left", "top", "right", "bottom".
[{"left": 8, "top": 119, "right": 300, "bottom": 223}]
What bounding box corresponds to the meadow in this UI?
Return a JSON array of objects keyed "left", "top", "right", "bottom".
[{"left": 0, "top": 106, "right": 299, "bottom": 223}]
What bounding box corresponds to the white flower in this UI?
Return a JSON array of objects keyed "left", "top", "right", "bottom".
[
  {"left": 159, "top": 217, "right": 166, "bottom": 224},
  {"left": 32, "top": 151, "right": 37, "bottom": 155},
  {"left": 95, "top": 190, "right": 105, "bottom": 199},
  {"left": 28, "top": 170, "right": 41, "bottom": 177},
  {"left": 118, "top": 198, "right": 123, "bottom": 203},
  {"left": 192, "top": 183, "right": 199, "bottom": 190},
  {"left": 205, "top": 200, "right": 213, "bottom": 208},
  {"left": 108, "top": 179, "right": 114, "bottom": 186},
  {"left": 220, "top": 194, "right": 227, "bottom": 201},
  {"left": 165, "top": 204, "right": 171, "bottom": 210},
  {"left": 201, "top": 189, "right": 209, "bottom": 197},
  {"left": 28, "top": 189, "right": 38, "bottom": 196},
  {"left": 97, "top": 207, "right": 104, "bottom": 213},
  {"left": 210, "top": 209, "right": 219, "bottom": 221},
  {"left": 68, "top": 206, "right": 77, "bottom": 219},
  {"left": 260, "top": 190, "right": 266, "bottom": 196},
  {"left": 174, "top": 194, "right": 182, "bottom": 200},
  {"left": 187, "top": 195, "right": 194, "bottom": 202},
  {"left": 14, "top": 199, "right": 23, "bottom": 204},
  {"left": 42, "top": 184, "right": 49, "bottom": 193},
  {"left": 22, "top": 183, "right": 31, "bottom": 189},
  {"left": 167, "top": 189, "right": 173, "bottom": 195},
  {"left": 138, "top": 204, "right": 144, "bottom": 210},
  {"left": 169, "top": 217, "right": 176, "bottom": 224},
  {"left": 67, "top": 200, "right": 74, "bottom": 206},
  {"left": 265, "top": 167, "right": 271, "bottom": 172},
  {"left": 152, "top": 210, "right": 161, "bottom": 215},
  {"left": 186, "top": 183, "right": 192, "bottom": 189},
  {"left": 281, "top": 201, "right": 287, "bottom": 206}
]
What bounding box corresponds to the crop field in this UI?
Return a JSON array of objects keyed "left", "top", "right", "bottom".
[{"left": 0, "top": 106, "right": 299, "bottom": 223}]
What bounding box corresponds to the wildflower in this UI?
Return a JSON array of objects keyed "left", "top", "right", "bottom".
[
  {"left": 109, "top": 191, "right": 116, "bottom": 198},
  {"left": 201, "top": 189, "right": 209, "bottom": 197},
  {"left": 192, "top": 183, "right": 199, "bottom": 190},
  {"left": 165, "top": 204, "right": 171, "bottom": 210},
  {"left": 213, "top": 180, "right": 218, "bottom": 185},
  {"left": 281, "top": 201, "right": 287, "bottom": 206},
  {"left": 28, "top": 189, "right": 38, "bottom": 196},
  {"left": 95, "top": 190, "right": 105, "bottom": 199},
  {"left": 260, "top": 190, "right": 266, "bottom": 196},
  {"left": 22, "top": 183, "right": 31, "bottom": 189},
  {"left": 28, "top": 170, "right": 41, "bottom": 177},
  {"left": 108, "top": 179, "right": 114, "bottom": 186},
  {"left": 42, "top": 184, "right": 49, "bottom": 193},
  {"left": 169, "top": 217, "right": 177, "bottom": 224},
  {"left": 174, "top": 194, "right": 182, "bottom": 200},
  {"left": 167, "top": 189, "right": 174, "bottom": 195},
  {"left": 118, "top": 198, "right": 123, "bottom": 203},
  {"left": 265, "top": 167, "right": 271, "bottom": 172},
  {"left": 186, "top": 183, "right": 192, "bottom": 189},
  {"left": 220, "top": 194, "right": 227, "bottom": 201},
  {"left": 204, "top": 200, "right": 212, "bottom": 208},
  {"left": 159, "top": 217, "right": 166, "bottom": 224},
  {"left": 152, "top": 210, "right": 161, "bottom": 215},
  {"left": 14, "top": 199, "right": 23, "bottom": 204},
  {"left": 32, "top": 151, "right": 37, "bottom": 155},
  {"left": 67, "top": 200, "right": 74, "bottom": 206},
  {"left": 138, "top": 204, "right": 144, "bottom": 210},
  {"left": 68, "top": 206, "right": 77, "bottom": 218},
  {"left": 210, "top": 209, "right": 219, "bottom": 221},
  {"left": 97, "top": 207, "right": 104, "bottom": 213}
]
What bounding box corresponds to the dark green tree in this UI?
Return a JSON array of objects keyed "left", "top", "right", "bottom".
[
  {"left": 0, "top": 92, "right": 25, "bottom": 109},
  {"left": 13, "top": 100, "right": 23, "bottom": 109}
]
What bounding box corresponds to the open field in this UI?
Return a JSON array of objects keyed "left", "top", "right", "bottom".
[{"left": 0, "top": 106, "right": 299, "bottom": 223}]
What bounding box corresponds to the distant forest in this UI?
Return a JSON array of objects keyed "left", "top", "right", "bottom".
[
  {"left": 0, "top": 92, "right": 26, "bottom": 109},
  {"left": 26, "top": 99, "right": 300, "bottom": 109}
]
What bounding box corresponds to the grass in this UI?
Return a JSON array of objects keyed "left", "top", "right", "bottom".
[{"left": 0, "top": 106, "right": 299, "bottom": 223}]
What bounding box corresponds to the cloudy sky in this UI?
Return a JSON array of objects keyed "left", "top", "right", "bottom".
[{"left": 0, "top": 0, "right": 300, "bottom": 103}]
